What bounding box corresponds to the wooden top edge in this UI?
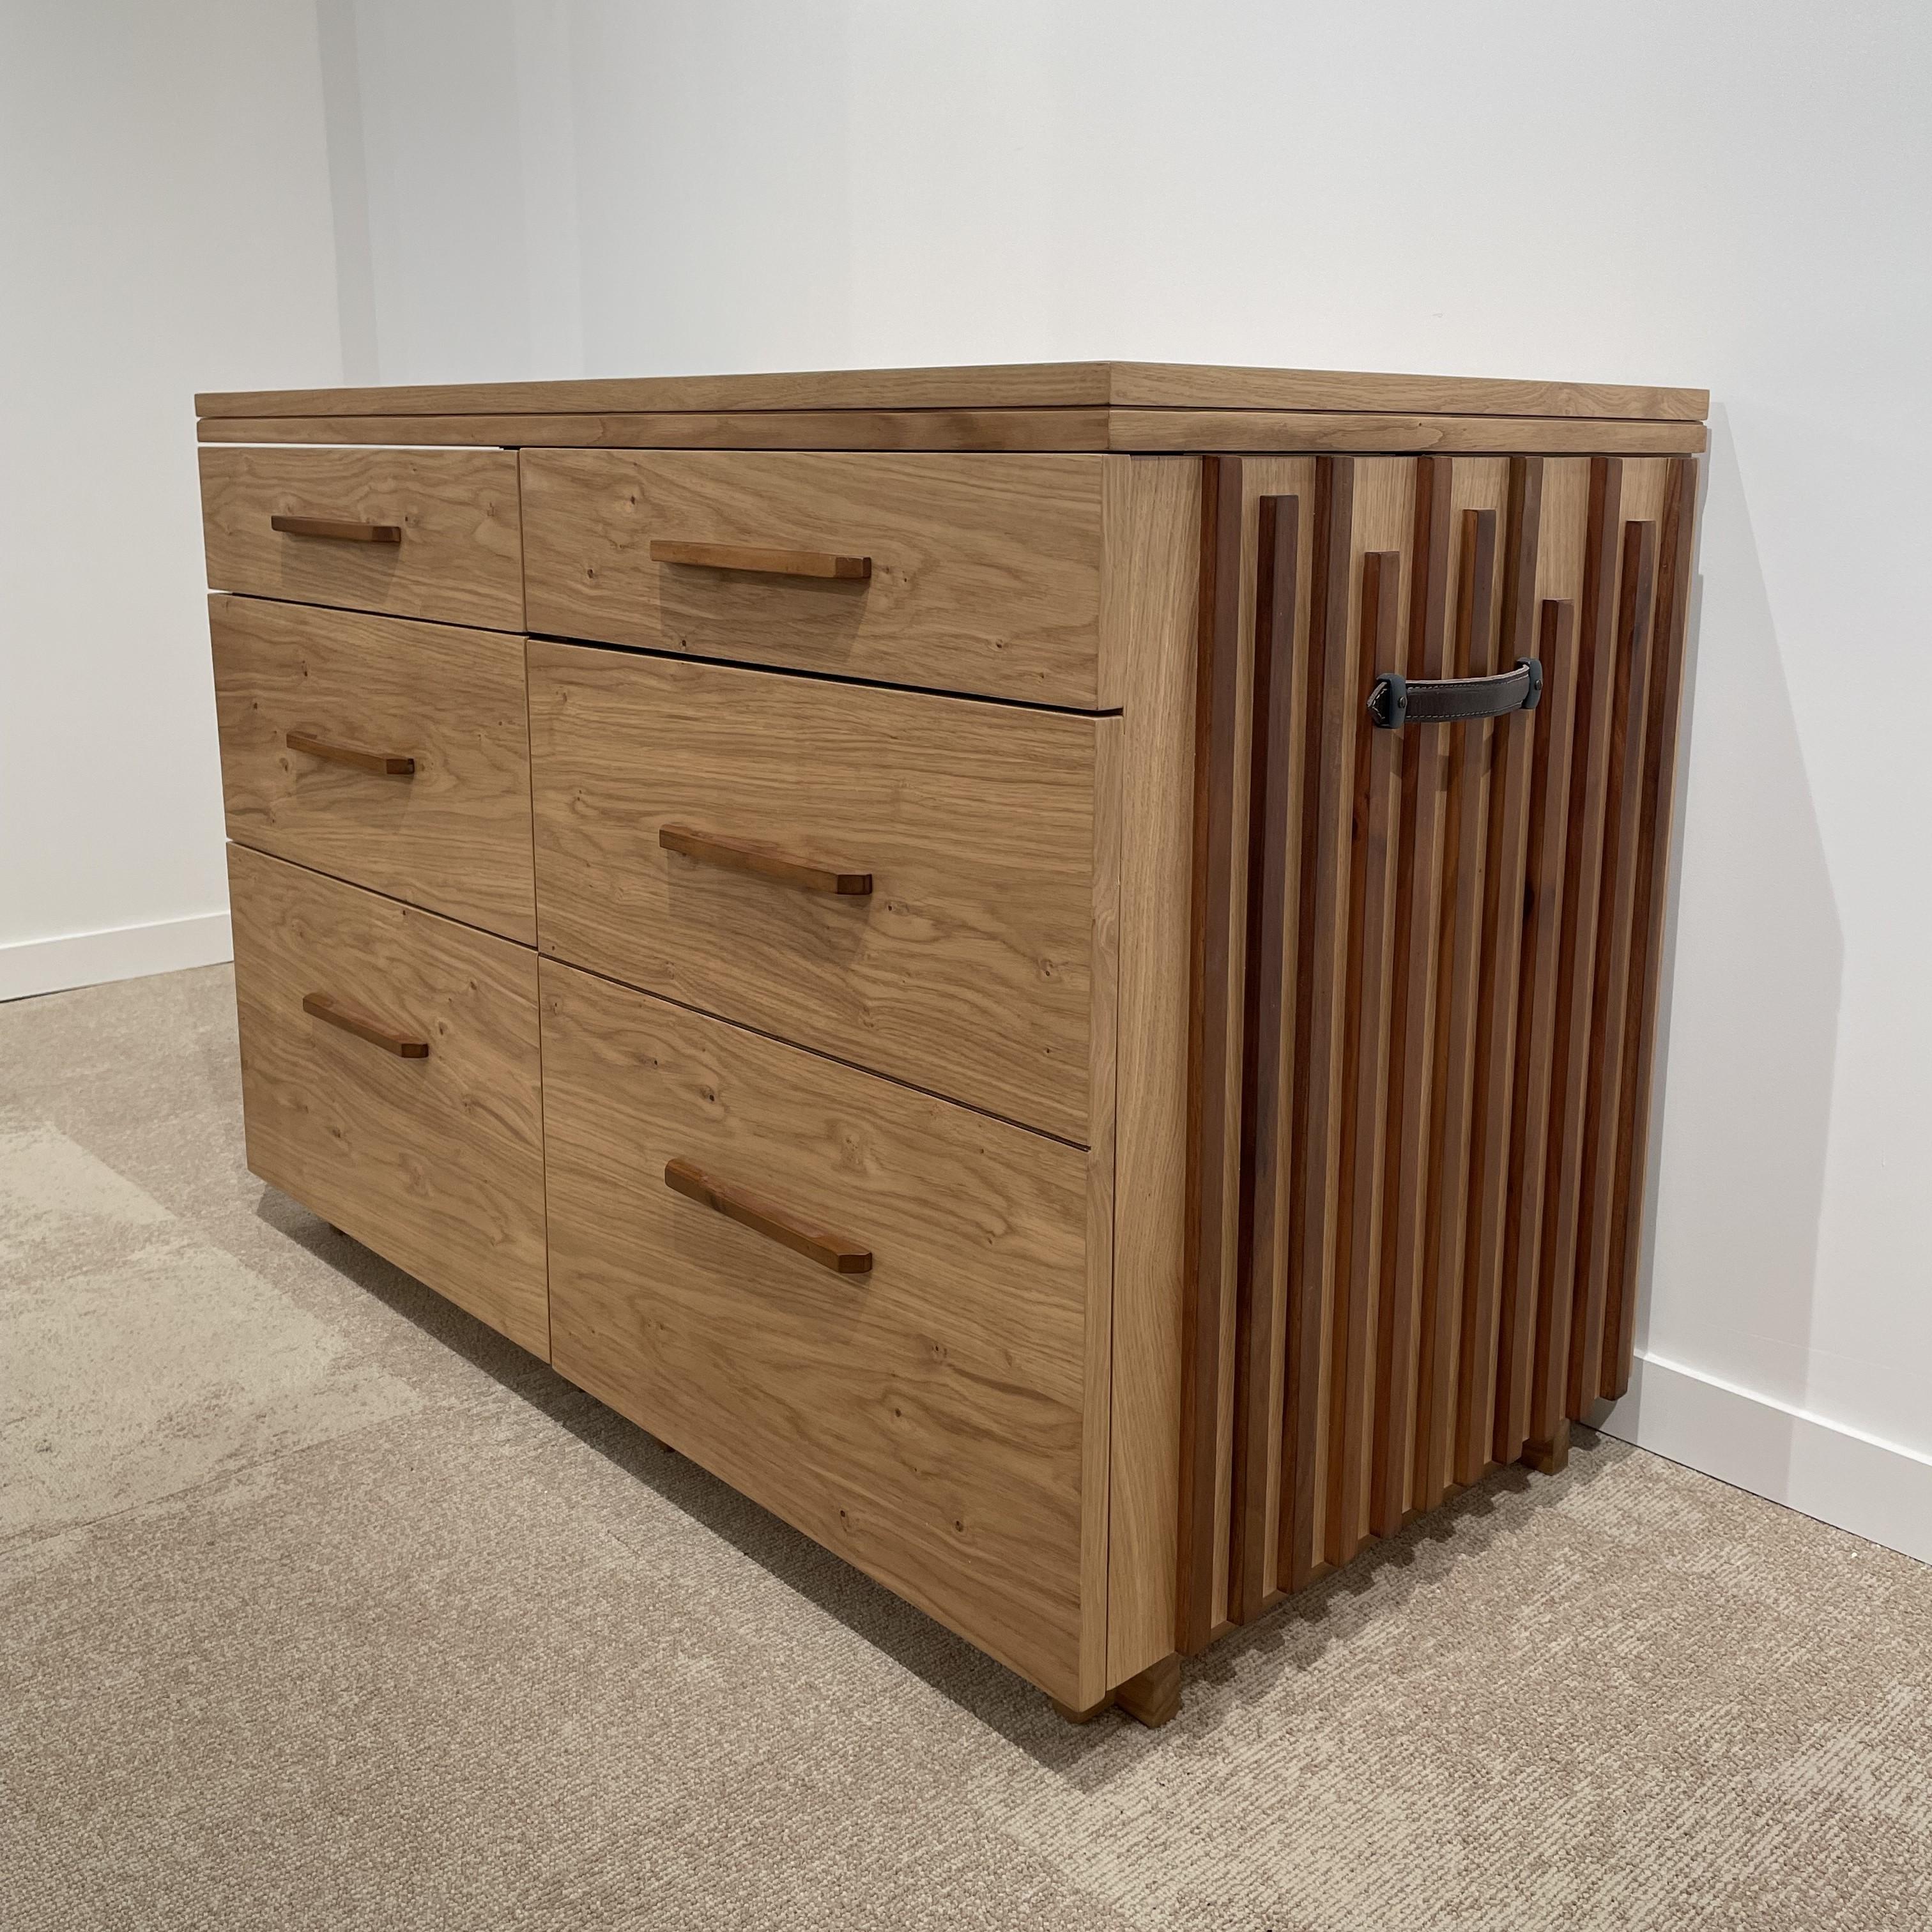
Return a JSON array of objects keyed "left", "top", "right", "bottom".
[{"left": 194, "top": 359, "right": 1708, "bottom": 423}]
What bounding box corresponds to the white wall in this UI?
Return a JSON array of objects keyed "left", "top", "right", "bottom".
[{"left": 0, "top": 0, "right": 342, "bottom": 999}]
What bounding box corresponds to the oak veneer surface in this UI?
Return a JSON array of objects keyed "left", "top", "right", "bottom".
[
  {"left": 521, "top": 449, "right": 1122, "bottom": 707},
  {"left": 528, "top": 643, "right": 1108, "bottom": 1145},
  {"left": 197, "top": 409, "right": 1708, "bottom": 457},
  {"left": 226, "top": 844, "right": 548, "bottom": 1357},
  {"left": 199, "top": 445, "right": 523, "bottom": 631},
  {"left": 539, "top": 960, "right": 1100, "bottom": 1706},
  {"left": 210, "top": 596, "right": 536, "bottom": 944},
  {"left": 196, "top": 358, "right": 1708, "bottom": 421}
]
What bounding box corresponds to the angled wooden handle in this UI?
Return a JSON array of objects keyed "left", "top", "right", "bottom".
[
  {"left": 286, "top": 731, "right": 416, "bottom": 776},
  {"left": 648, "top": 539, "right": 870, "bottom": 581},
  {"left": 664, "top": 1157, "right": 871, "bottom": 1275},
  {"left": 271, "top": 514, "right": 403, "bottom": 544},
  {"left": 659, "top": 824, "right": 871, "bottom": 896},
  {"left": 302, "top": 992, "right": 429, "bottom": 1058}
]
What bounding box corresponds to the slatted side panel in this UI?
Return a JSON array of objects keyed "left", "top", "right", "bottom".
[{"left": 1218, "top": 452, "right": 1699, "bottom": 1622}]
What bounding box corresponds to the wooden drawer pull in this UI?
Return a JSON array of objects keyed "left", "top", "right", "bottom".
[
  {"left": 648, "top": 539, "right": 871, "bottom": 581},
  {"left": 302, "top": 992, "right": 429, "bottom": 1059},
  {"left": 664, "top": 1156, "right": 872, "bottom": 1276},
  {"left": 659, "top": 824, "right": 872, "bottom": 896},
  {"left": 286, "top": 730, "right": 416, "bottom": 776},
  {"left": 271, "top": 514, "right": 404, "bottom": 544}
]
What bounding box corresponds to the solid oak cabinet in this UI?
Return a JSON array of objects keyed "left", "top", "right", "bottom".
[{"left": 196, "top": 362, "right": 1706, "bottom": 1724}]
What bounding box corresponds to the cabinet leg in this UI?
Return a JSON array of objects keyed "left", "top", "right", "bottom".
[
  {"left": 1050, "top": 1694, "right": 1114, "bottom": 1725},
  {"left": 1114, "top": 1654, "right": 1182, "bottom": 1729},
  {"left": 1523, "top": 1417, "right": 1571, "bottom": 1475}
]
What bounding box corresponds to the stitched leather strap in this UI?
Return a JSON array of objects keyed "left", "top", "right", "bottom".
[{"left": 1367, "top": 658, "right": 1543, "bottom": 730}]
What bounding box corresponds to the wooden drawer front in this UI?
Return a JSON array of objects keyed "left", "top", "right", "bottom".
[
  {"left": 528, "top": 644, "right": 1112, "bottom": 1144},
  {"left": 520, "top": 450, "right": 1110, "bottom": 705},
  {"left": 199, "top": 446, "right": 523, "bottom": 629},
  {"left": 540, "top": 960, "right": 1098, "bottom": 1702},
  {"left": 227, "top": 843, "right": 548, "bottom": 1356},
  {"left": 211, "top": 597, "right": 536, "bottom": 943}
]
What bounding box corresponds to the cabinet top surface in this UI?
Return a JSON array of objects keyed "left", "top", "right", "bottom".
[{"left": 197, "top": 359, "right": 1707, "bottom": 424}]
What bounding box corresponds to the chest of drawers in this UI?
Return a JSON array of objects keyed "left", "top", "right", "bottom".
[{"left": 197, "top": 362, "right": 1706, "bottom": 1724}]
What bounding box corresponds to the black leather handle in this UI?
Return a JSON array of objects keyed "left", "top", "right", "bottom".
[{"left": 1367, "top": 659, "right": 1543, "bottom": 730}]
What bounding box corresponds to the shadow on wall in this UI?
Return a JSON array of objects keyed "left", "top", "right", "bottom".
[{"left": 1621, "top": 402, "right": 1843, "bottom": 1463}]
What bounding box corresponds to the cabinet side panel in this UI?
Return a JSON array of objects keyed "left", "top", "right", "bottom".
[{"left": 1108, "top": 457, "right": 1201, "bottom": 1685}]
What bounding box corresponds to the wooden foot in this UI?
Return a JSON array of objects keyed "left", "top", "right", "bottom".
[
  {"left": 1050, "top": 1694, "right": 1114, "bottom": 1725},
  {"left": 1114, "top": 1654, "right": 1182, "bottom": 1729},
  {"left": 1523, "top": 1417, "right": 1571, "bottom": 1475}
]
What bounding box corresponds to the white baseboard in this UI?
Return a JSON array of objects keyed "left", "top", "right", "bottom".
[
  {"left": 0, "top": 911, "right": 233, "bottom": 1002},
  {"left": 1600, "top": 1353, "right": 1932, "bottom": 1565}
]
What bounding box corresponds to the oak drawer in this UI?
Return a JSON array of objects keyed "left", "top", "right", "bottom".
[
  {"left": 199, "top": 445, "right": 523, "bottom": 629},
  {"left": 227, "top": 844, "right": 548, "bottom": 1355},
  {"left": 539, "top": 959, "right": 1101, "bottom": 1703},
  {"left": 528, "top": 643, "right": 1115, "bottom": 1144},
  {"left": 211, "top": 597, "right": 535, "bottom": 943},
  {"left": 521, "top": 449, "right": 1135, "bottom": 706}
]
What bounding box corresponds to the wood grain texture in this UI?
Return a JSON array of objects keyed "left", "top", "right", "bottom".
[
  {"left": 199, "top": 446, "right": 522, "bottom": 629},
  {"left": 283, "top": 731, "right": 415, "bottom": 777},
  {"left": 539, "top": 961, "right": 1101, "bottom": 1706},
  {"left": 1491, "top": 461, "right": 1594, "bottom": 1468},
  {"left": 200, "top": 406, "right": 1710, "bottom": 457},
  {"left": 210, "top": 597, "right": 537, "bottom": 944},
  {"left": 1283, "top": 456, "right": 1361, "bottom": 1589},
  {"left": 1229, "top": 489, "right": 1305, "bottom": 1621},
  {"left": 528, "top": 644, "right": 1104, "bottom": 1145},
  {"left": 227, "top": 844, "right": 547, "bottom": 1356},
  {"left": 657, "top": 824, "right": 873, "bottom": 898},
  {"left": 1604, "top": 459, "right": 1700, "bottom": 1398},
  {"left": 648, "top": 539, "right": 871, "bottom": 579},
  {"left": 1371, "top": 463, "right": 1460, "bottom": 1537},
  {"left": 1108, "top": 457, "right": 1202, "bottom": 1684},
  {"left": 1330, "top": 544, "right": 1406, "bottom": 1567},
  {"left": 1104, "top": 411, "right": 1707, "bottom": 457},
  {"left": 1082, "top": 712, "right": 1123, "bottom": 1701},
  {"left": 1444, "top": 457, "right": 1546, "bottom": 1501},
  {"left": 197, "top": 410, "right": 1119, "bottom": 452},
  {"left": 521, "top": 448, "right": 1111, "bottom": 707},
  {"left": 196, "top": 359, "right": 1706, "bottom": 421},
  {"left": 268, "top": 515, "right": 401, "bottom": 543},
  {"left": 1177, "top": 456, "right": 1245, "bottom": 1653},
  {"left": 663, "top": 1156, "right": 873, "bottom": 1275},
  {"left": 1526, "top": 459, "right": 1633, "bottom": 1454},
  {"left": 1571, "top": 516, "right": 1660, "bottom": 1411},
  {"left": 300, "top": 991, "right": 429, "bottom": 1057}
]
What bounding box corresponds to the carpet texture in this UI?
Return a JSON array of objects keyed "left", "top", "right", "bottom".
[{"left": 3, "top": 963, "right": 1928, "bottom": 1931}]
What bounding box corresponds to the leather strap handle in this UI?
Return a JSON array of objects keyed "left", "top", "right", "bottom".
[
  {"left": 1367, "top": 659, "right": 1544, "bottom": 730},
  {"left": 659, "top": 824, "right": 871, "bottom": 896},
  {"left": 286, "top": 731, "right": 415, "bottom": 776},
  {"left": 664, "top": 1157, "right": 872, "bottom": 1275},
  {"left": 648, "top": 539, "right": 870, "bottom": 581},
  {"left": 302, "top": 992, "right": 429, "bottom": 1058},
  {"left": 270, "top": 514, "right": 402, "bottom": 544}
]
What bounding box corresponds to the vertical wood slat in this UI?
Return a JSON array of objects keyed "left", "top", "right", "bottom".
[
  {"left": 1280, "top": 457, "right": 1359, "bottom": 1591},
  {"left": 1328, "top": 546, "right": 1404, "bottom": 1567},
  {"left": 1521, "top": 457, "right": 1627, "bottom": 1459},
  {"left": 1407, "top": 497, "right": 1503, "bottom": 1514},
  {"left": 1372, "top": 459, "right": 1456, "bottom": 1537},
  {"left": 1212, "top": 448, "right": 1694, "bottom": 1625},
  {"left": 1230, "top": 492, "right": 1303, "bottom": 1623},
  {"left": 1176, "top": 455, "right": 1246, "bottom": 1654},
  {"left": 1439, "top": 458, "right": 1544, "bottom": 1502},
  {"left": 1570, "top": 517, "right": 1660, "bottom": 1409},
  {"left": 1603, "top": 457, "right": 1700, "bottom": 1397}
]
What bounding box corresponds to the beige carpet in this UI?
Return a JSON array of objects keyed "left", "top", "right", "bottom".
[{"left": 3, "top": 965, "right": 1928, "bottom": 1932}]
